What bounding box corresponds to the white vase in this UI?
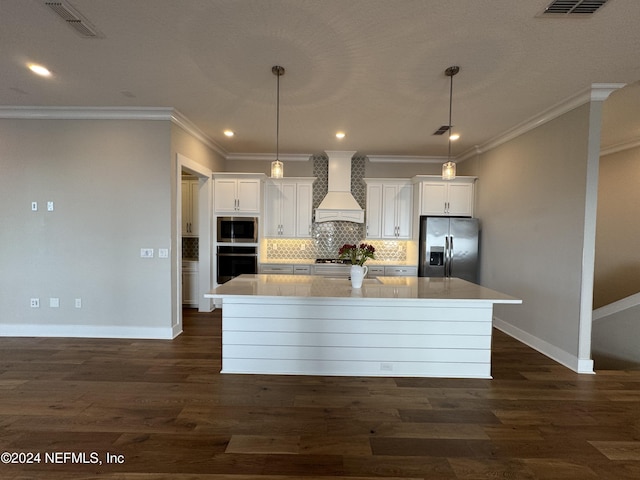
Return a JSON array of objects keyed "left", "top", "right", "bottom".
[{"left": 350, "top": 265, "right": 368, "bottom": 288}]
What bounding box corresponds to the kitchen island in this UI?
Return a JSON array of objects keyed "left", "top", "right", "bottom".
[{"left": 205, "top": 275, "right": 521, "bottom": 378}]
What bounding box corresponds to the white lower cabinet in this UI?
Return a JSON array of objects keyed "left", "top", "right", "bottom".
[
  {"left": 260, "top": 264, "right": 294, "bottom": 274},
  {"left": 182, "top": 261, "right": 199, "bottom": 307},
  {"left": 368, "top": 265, "right": 417, "bottom": 277}
]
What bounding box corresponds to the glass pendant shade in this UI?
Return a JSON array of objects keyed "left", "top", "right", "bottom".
[
  {"left": 271, "top": 159, "right": 283, "bottom": 178},
  {"left": 271, "top": 65, "right": 285, "bottom": 178},
  {"left": 442, "top": 160, "right": 456, "bottom": 180},
  {"left": 441, "top": 65, "right": 459, "bottom": 181}
]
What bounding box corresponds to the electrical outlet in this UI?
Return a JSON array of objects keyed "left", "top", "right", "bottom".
[
  {"left": 140, "top": 248, "right": 154, "bottom": 258},
  {"left": 49, "top": 297, "right": 59, "bottom": 308},
  {"left": 158, "top": 248, "right": 169, "bottom": 258},
  {"left": 300, "top": 244, "right": 306, "bottom": 251},
  {"left": 75, "top": 298, "right": 82, "bottom": 308},
  {"left": 47, "top": 201, "right": 54, "bottom": 211},
  {"left": 380, "top": 362, "right": 393, "bottom": 372},
  {"left": 30, "top": 298, "right": 40, "bottom": 308}
]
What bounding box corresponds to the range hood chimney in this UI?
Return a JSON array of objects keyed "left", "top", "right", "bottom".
[{"left": 315, "top": 150, "right": 365, "bottom": 223}]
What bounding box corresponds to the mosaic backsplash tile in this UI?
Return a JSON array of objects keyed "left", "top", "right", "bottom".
[
  {"left": 182, "top": 237, "right": 199, "bottom": 259},
  {"left": 265, "top": 238, "right": 408, "bottom": 263}
]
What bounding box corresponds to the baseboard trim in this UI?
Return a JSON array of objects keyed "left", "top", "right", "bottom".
[
  {"left": 0, "top": 324, "right": 174, "bottom": 340},
  {"left": 493, "top": 316, "right": 595, "bottom": 374}
]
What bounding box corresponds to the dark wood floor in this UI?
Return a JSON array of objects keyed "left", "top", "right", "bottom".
[{"left": 1, "top": 308, "right": 639, "bottom": 479}]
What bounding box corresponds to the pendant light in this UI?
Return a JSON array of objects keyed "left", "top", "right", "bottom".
[
  {"left": 442, "top": 65, "right": 459, "bottom": 180},
  {"left": 270, "top": 65, "right": 285, "bottom": 178}
]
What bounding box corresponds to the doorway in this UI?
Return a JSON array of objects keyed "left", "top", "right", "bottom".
[{"left": 175, "top": 154, "right": 213, "bottom": 337}]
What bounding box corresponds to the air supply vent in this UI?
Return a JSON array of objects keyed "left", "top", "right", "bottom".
[
  {"left": 433, "top": 125, "right": 451, "bottom": 136},
  {"left": 539, "top": 0, "right": 610, "bottom": 17},
  {"left": 44, "top": 1, "right": 103, "bottom": 38}
]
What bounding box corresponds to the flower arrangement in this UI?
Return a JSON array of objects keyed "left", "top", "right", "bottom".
[{"left": 338, "top": 243, "right": 376, "bottom": 266}]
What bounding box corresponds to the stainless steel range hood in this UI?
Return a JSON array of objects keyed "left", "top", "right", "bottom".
[{"left": 315, "top": 151, "right": 365, "bottom": 223}]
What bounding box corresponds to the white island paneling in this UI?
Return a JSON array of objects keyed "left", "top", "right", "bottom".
[{"left": 206, "top": 275, "right": 521, "bottom": 378}]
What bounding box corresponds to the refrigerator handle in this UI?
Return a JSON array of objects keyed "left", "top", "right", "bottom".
[
  {"left": 445, "top": 236, "right": 450, "bottom": 278},
  {"left": 449, "top": 236, "right": 454, "bottom": 277}
]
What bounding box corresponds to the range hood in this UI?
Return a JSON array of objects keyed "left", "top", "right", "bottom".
[{"left": 315, "top": 150, "right": 365, "bottom": 223}]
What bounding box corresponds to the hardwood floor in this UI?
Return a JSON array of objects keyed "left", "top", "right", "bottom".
[{"left": 1, "top": 308, "right": 639, "bottom": 479}]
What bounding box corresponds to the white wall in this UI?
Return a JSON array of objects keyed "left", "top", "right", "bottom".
[
  {"left": 0, "top": 118, "right": 174, "bottom": 338},
  {"left": 470, "top": 105, "right": 594, "bottom": 367}
]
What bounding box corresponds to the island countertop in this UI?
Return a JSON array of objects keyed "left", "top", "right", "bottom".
[{"left": 206, "top": 274, "right": 521, "bottom": 304}]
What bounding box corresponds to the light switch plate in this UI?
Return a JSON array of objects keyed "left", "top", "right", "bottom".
[
  {"left": 158, "top": 248, "right": 169, "bottom": 258},
  {"left": 49, "top": 297, "right": 59, "bottom": 308},
  {"left": 31, "top": 202, "right": 38, "bottom": 211},
  {"left": 47, "top": 201, "right": 54, "bottom": 211}
]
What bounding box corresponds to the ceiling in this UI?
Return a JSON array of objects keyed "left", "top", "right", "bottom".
[{"left": 2, "top": 0, "right": 640, "bottom": 159}]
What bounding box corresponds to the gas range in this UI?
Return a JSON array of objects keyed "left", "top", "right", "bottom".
[
  {"left": 313, "top": 258, "right": 352, "bottom": 277},
  {"left": 314, "top": 258, "right": 352, "bottom": 264}
]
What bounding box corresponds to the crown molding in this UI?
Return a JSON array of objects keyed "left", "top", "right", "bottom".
[
  {"left": 457, "top": 83, "right": 626, "bottom": 162},
  {"left": 226, "top": 152, "right": 312, "bottom": 162},
  {"left": 0, "top": 106, "right": 229, "bottom": 158},
  {"left": 170, "top": 109, "right": 227, "bottom": 157},
  {"left": 600, "top": 137, "right": 640, "bottom": 157},
  {"left": 0, "top": 105, "right": 176, "bottom": 120},
  {"left": 367, "top": 155, "right": 447, "bottom": 163}
]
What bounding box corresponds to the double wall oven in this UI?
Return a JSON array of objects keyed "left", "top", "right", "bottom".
[{"left": 216, "top": 217, "right": 258, "bottom": 284}]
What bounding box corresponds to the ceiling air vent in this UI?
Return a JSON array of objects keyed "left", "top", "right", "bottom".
[
  {"left": 539, "top": 0, "right": 610, "bottom": 17},
  {"left": 433, "top": 125, "right": 450, "bottom": 136},
  {"left": 44, "top": 1, "right": 103, "bottom": 38}
]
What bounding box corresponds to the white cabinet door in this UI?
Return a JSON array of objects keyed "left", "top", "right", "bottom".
[
  {"left": 296, "top": 182, "right": 313, "bottom": 238},
  {"left": 382, "top": 184, "right": 400, "bottom": 238},
  {"left": 264, "top": 179, "right": 314, "bottom": 238},
  {"left": 420, "top": 180, "right": 474, "bottom": 217},
  {"left": 182, "top": 261, "right": 199, "bottom": 306},
  {"left": 421, "top": 181, "right": 448, "bottom": 215},
  {"left": 264, "top": 182, "right": 281, "bottom": 237},
  {"left": 395, "top": 183, "right": 412, "bottom": 238},
  {"left": 214, "top": 179, "right": 239, "bottom": 213},
  {"left": 279, "top": 182, "right": 297, "bottom": 237},
  {"left": 366, "top": 180, "right": 412, "bottom": 239},
  {"left": 447, "top": 183, "right": 474, "bottom": 216},
  {"left": 236, "top": 179, "right": 261, "bottom": 213},
  {"left": 214, "top": 177, "right": 261, "bottom": 214},
  {"left": 181, "top": 179, "right": 198, "bottom": 236},
  {"left": 365, "top": 183, "right": 383, "bottom": 239}
]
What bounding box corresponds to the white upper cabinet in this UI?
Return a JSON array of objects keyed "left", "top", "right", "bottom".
[
  {"left": 264, "top": 178, "right": 315, "bottom": 238},
  {"left": 364, "top": 179, "right": 413, "bottom": 239},
  {"left": 181, "top": 179, "right": 199, "bottom": 236},
  {"left": 415, "top": 176, "right": 476, "bottom": 217},
  {"left": 213, "top": 174, "right": 264, "bottom": 215}
]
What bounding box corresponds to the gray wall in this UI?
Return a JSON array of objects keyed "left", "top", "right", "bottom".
[
  {"left": 467, "top": 105, "right": 592, "bottom": 361},
  {"left": 0, "top": 118, "right": 214, "bottom": 337},
  {"left": 594, "top": 145, "right": 640, "bottom": 308}
]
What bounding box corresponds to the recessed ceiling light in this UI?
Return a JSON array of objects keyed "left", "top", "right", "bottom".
[
  {"left": 28, "top": 64, "right": 52, "bottom": 77},
  {"left": 336, "top": 132, "right": 346, "bottom": 139},
  {"left": 223, "top": 130, "right": 235, "bottom": 137},
  {"left": 449, "top": 133, "right": 460, "bottom": 141}
]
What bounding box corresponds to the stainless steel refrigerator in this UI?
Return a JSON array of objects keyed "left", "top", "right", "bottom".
[{"left": 418, "top": 216, "right": 479, "bottom": 283}]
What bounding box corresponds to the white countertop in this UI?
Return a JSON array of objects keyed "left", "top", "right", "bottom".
[{"left": 206, "top": 274, "right": 521, "bottom": 304}]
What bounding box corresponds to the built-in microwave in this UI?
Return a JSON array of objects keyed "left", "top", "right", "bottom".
[{"left": 217, "top": 216, "right": 258, "bottom": 243}]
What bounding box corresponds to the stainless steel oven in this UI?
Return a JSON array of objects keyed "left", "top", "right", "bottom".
[
  {"left": 217, "top": 245, "right": 258, "bottom": 284},
  {"left": 217, "top": 216, "right": 258, "bottom": 243}
]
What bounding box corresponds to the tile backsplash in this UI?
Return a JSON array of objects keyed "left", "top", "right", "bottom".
[{"left": 182, "top": 237, "right": 199, "bottom": 259}]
